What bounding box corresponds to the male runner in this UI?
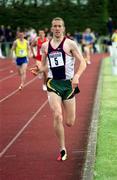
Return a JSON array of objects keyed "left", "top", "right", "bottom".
[
  {"left": 11, "top": 30, "right": 30, "bottom": 90},
  {"left": 30, "top": 17, "right": 86, "bottom": 161}
]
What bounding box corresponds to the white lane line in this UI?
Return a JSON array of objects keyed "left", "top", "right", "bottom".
[
  {"left": 0, "top": 99, "right": 48, "bottom": 158},
  {"left": 0, "top": 76, "right": 37, "bottom": 103},
  {"left": 0, "top": 72, "right": 17, "bottom": 82}
]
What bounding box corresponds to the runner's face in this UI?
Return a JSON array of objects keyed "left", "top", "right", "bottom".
[
  {"left": 18, "top": 32, "right": 24, "bottom": 39},
  {"left": 39, "top": 30, "right": 45, "bottom": 38},
  {"left": 51, "top": 20, "right": 65, "bottom": 38}
]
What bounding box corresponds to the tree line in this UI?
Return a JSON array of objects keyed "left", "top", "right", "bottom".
[{"left": 0, "top": 0, "right": 117, "bottom": 34}]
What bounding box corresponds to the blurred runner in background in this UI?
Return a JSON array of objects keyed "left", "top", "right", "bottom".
[
  {"left": 31, "top": 30, "right": 48, "bottom": 91},
  {"left": 11, "top": 30, "right": 30, "bottom": 90}
]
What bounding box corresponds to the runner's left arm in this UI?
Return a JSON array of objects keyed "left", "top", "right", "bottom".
[{"left": 70, "top": 40, "right": 86, "bottom": 89}]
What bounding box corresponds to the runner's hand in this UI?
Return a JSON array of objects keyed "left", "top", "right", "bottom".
[
  {"left": 29, "top": 65, "right": 40, "bottom": 76},
  {"left": 72, "top": 74, "right": 79, "bottom": 89}
]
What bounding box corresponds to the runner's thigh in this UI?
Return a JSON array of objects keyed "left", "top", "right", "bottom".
[
  {"left": 47, "top": 92, "right": 62, "bottom": 113},
  {"left": 63, "top": 97, "right": 76, "bottom": 122}
]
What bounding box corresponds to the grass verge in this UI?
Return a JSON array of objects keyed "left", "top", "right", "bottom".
[{"left": 94, "top": 57, "right": 117, "bottom": 180}]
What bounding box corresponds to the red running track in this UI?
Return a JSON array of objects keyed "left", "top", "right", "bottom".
[{"left": 0, "top": 54, "right": 107, "bottom": 180}]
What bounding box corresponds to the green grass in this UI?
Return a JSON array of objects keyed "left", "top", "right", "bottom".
[{"left": 94, "top": 57, "right": 117, "bottom": 180}]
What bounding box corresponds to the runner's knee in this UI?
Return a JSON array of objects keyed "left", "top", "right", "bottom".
[
  {"left": 66, "top": 117, "right": 75, "bottom": 127},
  {"left": 54, "top": 111, "right": 63, "bottom": 124},
  {"left": 19, "top": 70, "right": 25, "bottom": 76}
]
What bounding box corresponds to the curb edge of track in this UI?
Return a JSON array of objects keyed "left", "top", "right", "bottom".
[{"left": 82, "top": 57, "right": 104, "bottom": 180}]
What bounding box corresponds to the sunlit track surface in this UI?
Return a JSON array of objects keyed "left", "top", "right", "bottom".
[{"left": 0, "top": 54, "right": 108, "bottom": 180}]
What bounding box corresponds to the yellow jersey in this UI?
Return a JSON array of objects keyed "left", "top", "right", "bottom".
[
  {"left": 112, "top": 33, "right": 117, "bottom": 42},
  {"left": 15, "top": 39, "right": 28, "bottom": 57}
]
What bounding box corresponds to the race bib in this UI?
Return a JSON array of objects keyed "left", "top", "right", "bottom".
[
  {"left": 19, "top": 50, "right": 26, "bottom": 56},
  {"left": 49, "top": 52, "right": 64, "bottom": 68}
]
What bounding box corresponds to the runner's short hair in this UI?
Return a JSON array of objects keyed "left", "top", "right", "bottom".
[
  {"left": 51, "top": 17, "right": 65, "bottom": 27},
  {"left": 18, "top": 29, "right": 25, "bottom": 33}
]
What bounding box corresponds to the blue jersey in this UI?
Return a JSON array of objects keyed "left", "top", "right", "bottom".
[{"left": 83, "top": 33, "right": 93, "bottom": 44}]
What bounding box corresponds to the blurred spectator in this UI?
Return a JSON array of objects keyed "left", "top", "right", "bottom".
[
  {"left": 74, "top": 31, "right": 82, "bottom": 44},
  {"left": 44, "top": 27, "right": 50, "bottom": 37},
  {"left": 66, "top": 32, "right": 74, "bottom": 40},
  {"left": 5, "top": 25, "right": 14, "bottom": 55},
  {"left": 0, "top": 25, "right": 6, "bottom": 40},
  {"left": 27, "top": 27, "right": 37, "bottom": 44},
  {"left": 91, "top": 31, "right": 98, "bottom": 53},
  {"left": 110, "top": 29, "right": 117, "bottom": 74},
  {"left": 111, "top": 29, "right": 117, "bottom": 43},
  {"left": 0, "top": 25, "right": 6, "bottom": 56},
  {"left": 0, "top": 43, "right": 5, "bottom": 58},
  {"left": 15, "top": 27, "right": 22, "bottom": 39},
  {"left": 107, "top": 17, "right": 113, "bottom": 37},
  {"left": 5, "top": 25, "right": 14, "bottom": 42}
]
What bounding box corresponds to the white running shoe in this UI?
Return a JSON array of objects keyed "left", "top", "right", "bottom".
[
  {"left": 57, "top": 149, "right": 67, "bottom": 161},
  {"left": 18, "top": 85, "right": 23, "bottom": 91}
]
